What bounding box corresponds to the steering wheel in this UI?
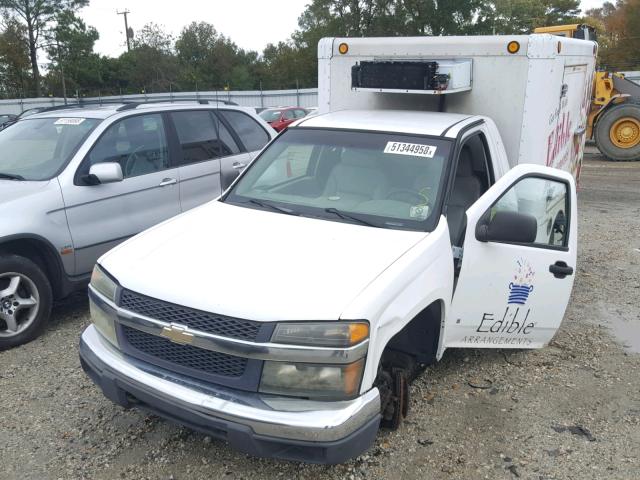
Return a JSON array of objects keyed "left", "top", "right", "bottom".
[
  {"left": 124, "top": 146, "right": 147, "bottom": 177},
  {"left": 386, "top": 189, "right": 428, "bottom": 205}
]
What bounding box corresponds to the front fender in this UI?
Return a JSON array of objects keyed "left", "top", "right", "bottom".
[
  {"left": 340, "top": 217, "right": 454, "bottom": 392},
  {"left": 0, "top": 179, "right": 74, "bottom": 276}
]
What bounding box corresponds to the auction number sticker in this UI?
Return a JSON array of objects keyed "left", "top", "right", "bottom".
[
  {"left": 384, "top": 141, "right": 437, "bottom": 158},
  {"left": 54, "top": 118, "right": 85, "bottom": 126}
]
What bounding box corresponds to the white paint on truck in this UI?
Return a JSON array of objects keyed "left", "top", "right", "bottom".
[{"left": 79, "top": 33, "right": 596, "bottom": 464}]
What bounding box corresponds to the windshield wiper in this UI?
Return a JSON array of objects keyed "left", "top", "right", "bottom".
[
  {"left": 324, "top": 207, "right": 379, "bottom": 228},
  {"left": 0, "top": 173, "right": 24, "bottom": 180},
  {"left": 243, "top": 198, "right": 299, "bottom": 216}
]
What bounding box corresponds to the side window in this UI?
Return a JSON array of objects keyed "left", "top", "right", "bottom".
[
  {"left": 294, "top": 109, "right": 307, "bottom": 119},
  {"left": 216, "top": 118, "right": 241, "bottom": 156},
  {"left": 171, "top": 111, "right": 220, "bottom": 165},
  {"left": 283, "top": 110, "right": 296, "bottom": 120},
  {"left": 491, "top": 177, "right": 569, "bottom": 247},
  {"left": 446, "top": 133, "right": 493, "bottom": 245},
  {"left": 219, "top": 110, "right": 270, "bottom": 152},
  {"left": 86, "top": 113, "right": 168, "bottom": 178}
]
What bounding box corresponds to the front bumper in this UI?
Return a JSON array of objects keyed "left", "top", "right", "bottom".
[{"left": 79, "top": 325, "right": 381, "bottom": 463}]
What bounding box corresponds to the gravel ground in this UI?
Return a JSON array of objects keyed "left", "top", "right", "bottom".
[{"left": 1, "top": 149, "right": 639, "bottom": 480}]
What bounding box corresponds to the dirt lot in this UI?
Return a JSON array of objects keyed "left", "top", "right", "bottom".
[{"left": 1, "top": 149, "right": 639, "bottom": 480}]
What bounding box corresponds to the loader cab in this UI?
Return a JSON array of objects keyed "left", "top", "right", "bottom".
[{"left": 533, "top": 24, "right": 597, "bottom": 42}]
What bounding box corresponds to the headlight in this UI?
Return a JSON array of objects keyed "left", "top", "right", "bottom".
[
  {"left": 89, "top": 299, "right": 119, "bottom": 347},
  {"left": 271, "top": 321, "right": 369, "bottom": 347},
  {"left": 259, "top": 359, "right": 365, "bottom": 400},
  {"left": 89, "top": 264, "right": 119, "bottom": 346},
  {"left": 90, "top": 264, "right": 117, "bottom": 302}
]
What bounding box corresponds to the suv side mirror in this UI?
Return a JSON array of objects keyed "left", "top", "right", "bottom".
[
  {"left": 87, "top": 163, "right": 123, "bottom": 185},
  {"left": 475, "top": 210, "right": 537, "bottom": 244}
]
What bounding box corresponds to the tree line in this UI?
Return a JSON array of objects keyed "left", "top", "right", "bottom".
[{"left": 0, "top": 0, "right": 638, "bottom": 99}]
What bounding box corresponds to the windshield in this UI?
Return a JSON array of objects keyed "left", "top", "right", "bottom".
[
  {"left": 259, "top": 110, "right": 282, "bottom": 122},
  {"left": 0, "top": 117, "right": 100, "bottom": 180},
  {"left": 225, "top": 128, "right": 451, "bottom": 231}
]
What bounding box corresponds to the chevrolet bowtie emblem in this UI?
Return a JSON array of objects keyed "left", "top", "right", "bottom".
[{"left": 160, "top": 324, "right": 194, "bottom": 345}]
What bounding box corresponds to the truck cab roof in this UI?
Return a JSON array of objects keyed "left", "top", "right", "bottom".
[{"left": 294, "top": 109, "right": 477, "bottom": 139}]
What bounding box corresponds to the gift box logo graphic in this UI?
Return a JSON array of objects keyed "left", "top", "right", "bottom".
[{"left": 508, "top": 259, "right": 535, "bottom": 305}]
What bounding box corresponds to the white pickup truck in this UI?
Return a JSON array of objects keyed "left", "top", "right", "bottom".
[{"left": 79, "top": 34, "right": 596, "bottom": 463}]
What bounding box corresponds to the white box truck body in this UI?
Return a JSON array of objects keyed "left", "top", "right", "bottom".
[{"left": 319, "top": 35, "right": 596, "bottom": 178}]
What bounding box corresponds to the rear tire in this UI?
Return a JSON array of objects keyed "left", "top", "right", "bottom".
[
  {"left": 0, "top": 255, "right": 53, "bottom": 351},
  {"left": 594, "top": 101, "right": 640, "bottom": 161}
]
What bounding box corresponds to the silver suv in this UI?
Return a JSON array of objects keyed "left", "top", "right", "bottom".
[{"left": 0, "top": 101, "right": 275, "bottom": 349}]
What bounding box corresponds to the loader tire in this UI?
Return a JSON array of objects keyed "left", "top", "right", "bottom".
[{"left": 594, "top": 101, "right": 640, "bottom": 161}]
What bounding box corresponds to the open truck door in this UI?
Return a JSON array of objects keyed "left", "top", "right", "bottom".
[{"left": 444, "top": 164, "right": 577, "bottom": 350}]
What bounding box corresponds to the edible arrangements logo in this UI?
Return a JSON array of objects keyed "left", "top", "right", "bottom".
[
  {"left": 508, "top": 258, "right": 535, "bottom": 305},
  {"left": 462, "top": 258, "right": 537, "bottom": 346}
]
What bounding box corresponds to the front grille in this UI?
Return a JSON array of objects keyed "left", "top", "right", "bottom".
[
  {"left": 122, "top": 325, "right": 247, "bottom": 377},
  {"left": 119, "top": 289, "right": 261, "bottom": 340}
]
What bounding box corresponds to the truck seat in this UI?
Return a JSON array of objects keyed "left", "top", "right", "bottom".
[
  {"left": 323, "top": 150, "right": 388, "bottom": 204},
  {"left": 412, "top": 162, "right": 442, "bottom": 200},
  {"left": 447, "top": 147, "right": 483, "bottom": 245}
]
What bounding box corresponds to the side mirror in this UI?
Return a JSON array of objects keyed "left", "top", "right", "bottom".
[
  {"left": 86, "top": 163, "right": 123, "bottom": 185},
  {"left": 475, "top": 210, "right": 537, "bottom": 244}
]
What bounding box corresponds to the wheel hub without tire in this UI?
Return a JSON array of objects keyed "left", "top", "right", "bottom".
[
  {"left": 610, "top": 117, "right": 640, "bottom": 149},
  {"left": 0, "top": 273, "right": 39, "bottom": 337}
]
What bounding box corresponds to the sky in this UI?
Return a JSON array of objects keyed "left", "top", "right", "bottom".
[
  {"left": 80, "top": 0, "right": 608, "bottom": 58},
  {"left": 80, "top": 0, "right": 309, "bottom": 57}
]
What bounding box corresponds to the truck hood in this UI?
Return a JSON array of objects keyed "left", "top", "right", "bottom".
[
  {"left": 101, "top": 201, "right": 426, "bottom": 321},
  {"left": 0, "top": 179, "right": 52, "bottom": 204}
]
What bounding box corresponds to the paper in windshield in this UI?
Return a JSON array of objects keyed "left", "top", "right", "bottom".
[
  {"left": 54, "top": 118, "right": 86, "bottom": 126},
  {"left": 384, "top": 141, "right": 437, "bottom": 158}
]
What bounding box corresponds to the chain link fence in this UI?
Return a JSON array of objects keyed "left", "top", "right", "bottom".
[
  {"left": 0, "top": 88, "right": 319, "bottom": 115},
  {"left": 2, "top": 72, "right": 639, "bottom": 116}
]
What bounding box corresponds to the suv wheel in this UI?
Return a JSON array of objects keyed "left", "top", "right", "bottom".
[{"left": 0, "top": 255, "right": 52, "bottom": 350}]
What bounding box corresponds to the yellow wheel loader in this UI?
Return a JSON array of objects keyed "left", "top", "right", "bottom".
[{"left": 535, "top": 24, "right": 640, "bottom": 161}]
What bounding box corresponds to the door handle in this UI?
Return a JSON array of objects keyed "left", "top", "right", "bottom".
[
  {"left": 159, "top": 178, "right": 177, "bottom": 187},
  {"left": 574, "top": 125, "right": 586, "bottom": 136},
  {"left": 232, "top": 162, "right": 247, "bottom": 170},
  {"left": 549, "top": 261, "right": 574, "bottom": 279}
]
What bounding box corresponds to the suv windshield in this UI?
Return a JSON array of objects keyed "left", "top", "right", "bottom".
[
  {"left": 0, "top": 117, "right": 100, "bottom": 181},
  {"left": 259, "top": 110, "right": 282, "bottom": 122},
  {"left": 225, "top": 128, "right": 451, "bottom": 231}
]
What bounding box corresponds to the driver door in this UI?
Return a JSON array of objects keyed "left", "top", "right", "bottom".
[
  {"left": 62, "top": 113, "right": 180, "bottom": 275},
  {"left": 442, "top": 164, "right": 577, "bottom": 350}
]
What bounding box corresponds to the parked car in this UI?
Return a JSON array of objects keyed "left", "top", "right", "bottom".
[
  {"left": 0, "top": 100, "right": 276, "bottom": 350},
  {"left": 259, "top": 106, "right": 308, "bottom": 132},
  {"left": 305, "top": 107, "right": 319, "bottom": 116},
  {"left": 79, "top": 31, "right": 591, "bottom": 464},
  {"left": 0, "top": 114, "right": 17, "bottom": 129}
]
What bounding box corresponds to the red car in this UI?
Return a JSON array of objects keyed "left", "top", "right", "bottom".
[{"left": 259, "top": 107, "right": 308, "bottom": 132}]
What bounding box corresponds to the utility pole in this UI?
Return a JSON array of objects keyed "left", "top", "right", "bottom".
[
  {"left": 57, "top": 40, "right": 67, "bottom": 104},
  {"left": 117, "top": 9, "right": 132, "bottom": 51}
]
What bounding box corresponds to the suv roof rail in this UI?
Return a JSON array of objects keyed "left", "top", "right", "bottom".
[
  {"left": 113, "top": 98, "right": 239, "bottom": 111},
  {"left": 26, "top": 98, "right": 240, "bottom": 115},
  {"left": 29, "top": 103, "right": 88, "bottom": 113}
]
